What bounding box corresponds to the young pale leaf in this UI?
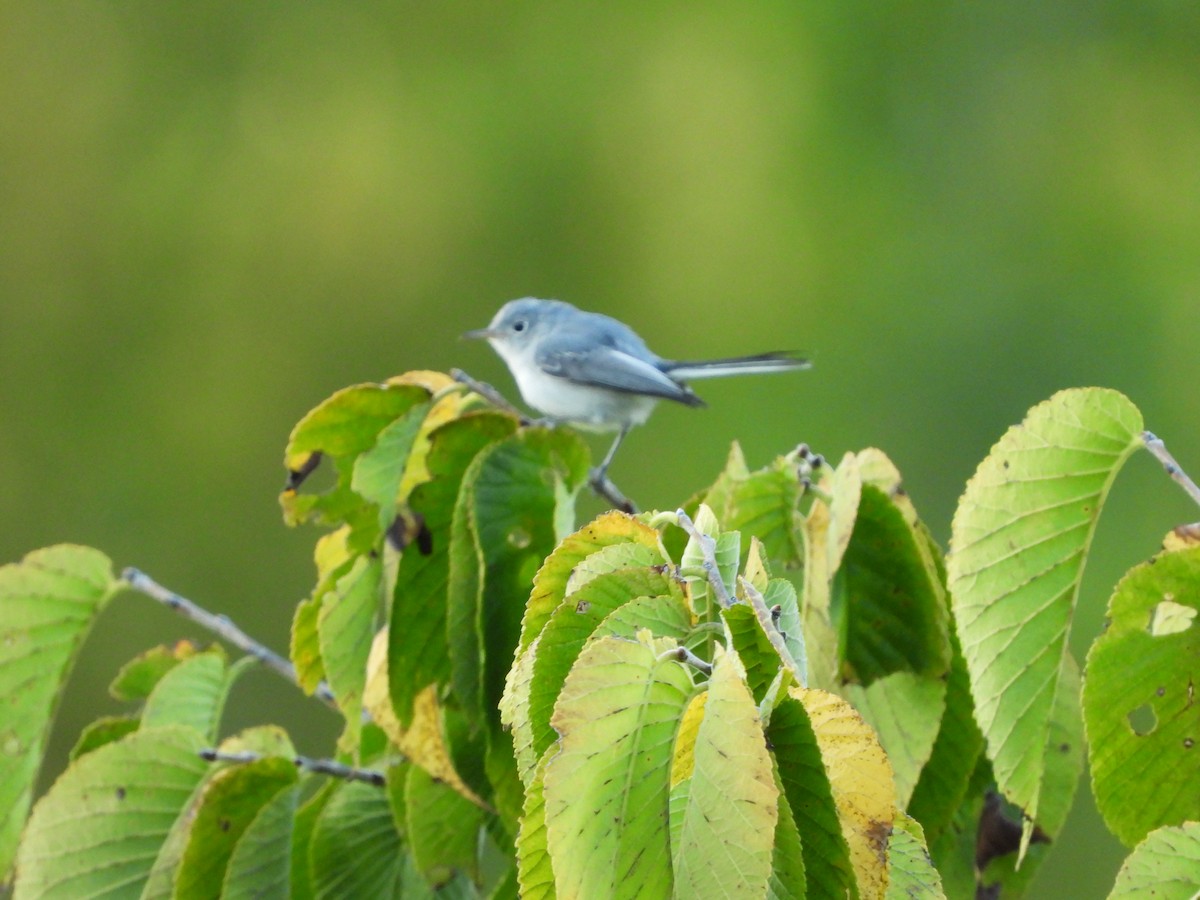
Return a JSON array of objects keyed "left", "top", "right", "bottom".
[
  {"left": 843, "top": 672, "right": 946, "bottom": 809},
  {"left": 14, "top": 725, "right": 210, "bottom": 899},
  {"left": 0, "top": 544, "right": 117, "bottom": 878},
  {"left": 175, "top": 756, "right": 298, "bottom": 899},
  {"left": 1084, "top": 545, "right": 1200, "bottom": 847},
  {"left": 515, "top": 753, "right": 555, "bottom": 900},
  {"left": 404, "top": 764, "right": 485, "bottom": 889},
  {"left": 222, "top": 784, "right": 300, "bottom": 900},
  {"left": 885, "top": 814, "right": 945, "bottom": 900},
  {"left": 389, "top": 411, "right": 516, "bottom": 723},
  {"left": 949, "top": 387, "right": 1143, "bottom": 832},
  {"left": 309, "top": 781, "right": 407, "bottom": 899},
  {"left": 141, "top": 646, "right": 237, "bottom": 742},
  {"left": 767, "top": 697, "right": 856, "bottom": 900},
  {"left": 793, "top": 686, "right": 896, "bottom": 900},
  {"left": 519, "top": 511, "right": 665, "bottom": 651},
  {"left": 1107, "top": 822, "right": 1200, "bottom": 899},
  {"left": 317, "top": 555, "right": 382, "bottom": 747},
  {"left": 671, "top": 648, "right": 779, "bottom": 898},
  {"left": 543, "top": 636, "right": 695, "bottom": 900},
  {"left": 801, "top": 455, "right": 861, "bottom": 690}
]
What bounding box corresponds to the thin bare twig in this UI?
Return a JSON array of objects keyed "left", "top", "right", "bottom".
[
  {"left": 1143, "top": 431, "right": 1200, "bottom": 511},
  {"left": 201, "top": 749, "right": 387, "bottom": 786},
  {"left": 675, "top": 509, "right": 733, "bottom": 609},
  {"left": 120, "top": 567, "right": 338, "bottom": 710}
]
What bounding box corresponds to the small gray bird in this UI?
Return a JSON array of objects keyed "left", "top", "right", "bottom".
[{"left": 464, "top": 297, "right": 809, "bottom": 482}]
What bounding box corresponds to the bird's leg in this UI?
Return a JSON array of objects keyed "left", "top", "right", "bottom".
[{"left": 588, "top": 427, "right": 637, "bottom": 514}]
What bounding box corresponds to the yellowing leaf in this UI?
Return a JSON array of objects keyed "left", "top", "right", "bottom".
[
  {"left": 793, "top": 686, "right": 896, "bottom": 900},
  {"left": 363, "top": 628, "right": 489, "bottom": 812},
  {"left": 670, "top": 692, "right": 708, "bottom": 787}
]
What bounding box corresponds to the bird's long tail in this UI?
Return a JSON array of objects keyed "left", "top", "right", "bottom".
[{"left": 664, "top": 351, "right": 810, "bottom": 381}]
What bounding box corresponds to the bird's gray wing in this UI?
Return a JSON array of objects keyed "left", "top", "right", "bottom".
[{"left": 536, "top": 338, "right": 703, "bottom": 406}]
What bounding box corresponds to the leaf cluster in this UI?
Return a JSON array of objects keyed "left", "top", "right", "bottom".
[{"left": 2, "top": 381, "right": 1199, "bottom": 898}]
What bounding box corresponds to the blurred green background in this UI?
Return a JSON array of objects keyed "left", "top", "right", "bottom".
[{"left": 3, "top": 3, "right": 1198, "bottom": 896}]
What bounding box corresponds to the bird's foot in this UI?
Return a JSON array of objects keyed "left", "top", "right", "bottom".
[{"left": 588, "top": 467, "right": 637, "bottom": 514}]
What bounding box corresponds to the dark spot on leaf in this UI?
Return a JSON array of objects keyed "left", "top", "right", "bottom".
[
  {"left": 417, "top": 519, "right": 433, "bottom": 555},
  {"left": 1185, "top": 738, "right": 1195, "bottom": 749},
  {"left": 1002, "top": 460, "right": 1010, "bottom": 469},
  {"left": 220, "top": 818, "right": 231, "bottom": 832},
  {"left": 1059, "top": 743, "right": 1070, "bottom": 754},
  {"left": 1157, "top": 686, "right": 1166, "bottom": 697},
  {"left": 575, "top": 600, "right": 591, "bottom": 614},
  {"left": 115, "top": 786, "right": 126, "bottom": 800},
  {"left": 285, "top": 451, "right": 323, "bottom": 490}
]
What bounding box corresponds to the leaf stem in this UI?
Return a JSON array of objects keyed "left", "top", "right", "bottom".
[
  {"left": 120, "top": 567, "right": 338, "bottom": 711},
  {"left": 201, "top": 748, "right": 387, "bottom": 786},
  {"left": 675, "top": 509, "right": 734, "bottom": 609},
  {"left": 1142, "top": 431, "right": 1200, "bottom": 510}
]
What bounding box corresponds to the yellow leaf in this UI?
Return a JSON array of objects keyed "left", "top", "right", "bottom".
[
  {"left": 363, "top": 628, "right": 491, "bottom": 812},
  {"left": 670, "top": 692, "right": 708, "bottom": 787},
  {"left": 793, "top": 686, "right": 896, "bottom": 900}
]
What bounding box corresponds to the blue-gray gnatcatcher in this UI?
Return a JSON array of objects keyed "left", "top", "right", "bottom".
[{"left": 464, "top": 298, "right": 809, "bottom": 481}]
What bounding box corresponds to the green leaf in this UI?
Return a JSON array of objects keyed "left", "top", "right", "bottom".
[
  {"left": 389, "top": 412, "right": 516, "bottom": 723},
  {"left": 767, "top": 698, "right": 855, "bottom": 900},
  {"left": 447, "top": 427, "right": 590, "bottom": 731},
  {"left": 1108, "top": 822, "right": 1200, "bottom": 899},
  {"left": 405, "top": 763, "right": 486, "bottom": 888},
  {"left": 591, "top": 593, "right": 693, "bottom": 642},
  {"left": 515, "top": 752, "right": 555, "bottom": 900},
  {"left": 0, "top": 544, "right": 117, "bottom": 878},
  {"left": 840, "top": 483, "right": 950, "bottom": 682},
  {"left": 844, "top": 671, "right": 946, "bottom": 809},
  {"left": 14, "top": 725, "right": 210, "bottom": 898},
  {"left": 524, "top": 568, "right": 680, "bottom": 764},
  {"left": 223, "top": 784, "right": 300, "bottom": 900},
  {"left": 722, "top": 603, "right": 786, "bottom": 704},
  {"left": 291, "top": 593, "right": 327, "bottom": 695},
  {"left": 290, "top": 780, "right": 337, "bottom": 900},
  {"left": 704, "top": 444, "right": 805, "bottom": 569},
  {"left": 543, "top": 635, "right": 695, "bottom": 899},
  {"left": 948, "top": 387, "right": 1143, "bottom": 829},
  {"left": 281, "top": 382, "right": 432, "bottom": 538},
  {"left": 69, "top": 714, "right": 140, "bottom": 761},
  {"left": 351, "top": 402, "right": 431, "bottom": 531},
  {"left": 309, "top": 781, "right": 406, "bottom": 899},
  {"left": 519, "top": 511, "right": 665, "bottom": 651},
  {"left": 317, "top": 555, "right": 383, "bottom": 748},
  {"left": 672, "top": 648, "right": 779, "bottom": 898},
  {"left": 906, "top": 629, "right": 984, "bottom": 844},
  {"left": 768, "top": 768, "right": 807, "bottom": 900},
  {"left": 885, "top": 814, "right": 946, "bottom": 899},
  {"left": 109, "top": 642, "right": 198, "bottom": 701},
  {"left": 1085, "top": 545, "right": 1200, "bottom": 846},
  {"left": 141, "top": 647, "right": 238, "bottom": 741},
  {"left": 175, "top": 756, "right": 298, "bottom": 899}
]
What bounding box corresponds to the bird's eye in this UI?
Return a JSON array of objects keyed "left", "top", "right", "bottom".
[{"left": 512, "top": 320, "right": 527, "bottom": 333}]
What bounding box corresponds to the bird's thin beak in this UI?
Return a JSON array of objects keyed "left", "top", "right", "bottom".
[{"left": 461, "top": 327, "right": 497, "bottom": 341}]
